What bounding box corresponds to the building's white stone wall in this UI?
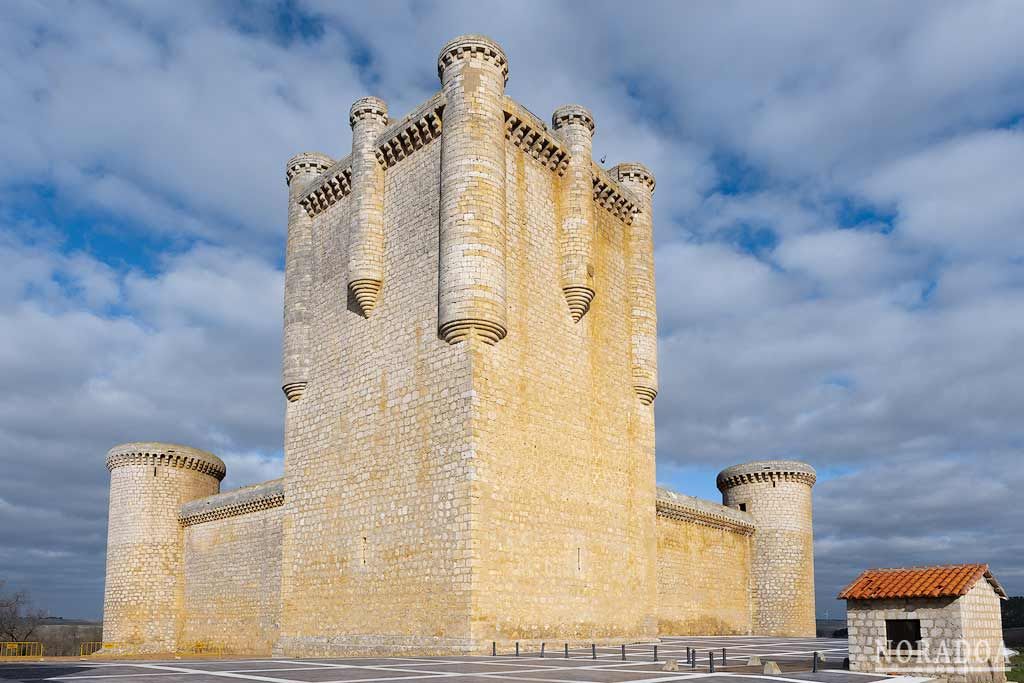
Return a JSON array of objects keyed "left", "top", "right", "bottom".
[
  {"left": 959, "top": 582, "right": 1007, "bottom": 683},
  {"left": 847, "top": 584, "right": 1006, "bottom": 683}
]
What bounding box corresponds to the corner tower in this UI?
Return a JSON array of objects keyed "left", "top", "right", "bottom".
[
  {"left": 717, "top": 460, "right": 817, "bottom": 636},
  {"left": 551, "top": 105, "right": 596, "bottom": 321},
  {"left": 347, "top": 97, "right": 389, "bottom": 316},
  {"left": 437, "top": 34, "right": 509, "bottom": 344},
  {"left": 612, "top": 163, "right": 658, "bottom": 404},
  {"left": 283, "top": 151, "right": 333, "bottom": 401},
  {"left": 102, "top": 442, "right": 225, "bottom": 652}
]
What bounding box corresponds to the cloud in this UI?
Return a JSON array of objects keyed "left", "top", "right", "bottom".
[
  {"left": 863, "top": 128, "right": 1024, "bottom": 258},
  {"left": 0, "top": 228, "right": 284, "bottom": 616},
  {"left": 0, "top": 1, "right": 1021, "bottom": 621}
]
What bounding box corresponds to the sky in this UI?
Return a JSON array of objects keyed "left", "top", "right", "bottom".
[{"left": 0, "top": 0, "right": 1022, "bottom": 622}]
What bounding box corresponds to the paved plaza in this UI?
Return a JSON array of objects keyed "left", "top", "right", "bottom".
[{"left": 0, "top": 637, "right": 907, "bottom": 683}]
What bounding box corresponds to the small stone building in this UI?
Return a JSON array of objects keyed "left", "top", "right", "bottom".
[{"left": 841, "top": 564, "right": 1008, "bottom": 683}]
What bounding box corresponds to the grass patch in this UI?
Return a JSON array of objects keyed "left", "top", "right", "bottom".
[{"left": 1009, "top": 654, "right": 1024, "bottom": 683}]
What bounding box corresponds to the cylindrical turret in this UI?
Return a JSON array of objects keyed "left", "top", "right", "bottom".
[
  {"left": 551, "top": 105, "right": 596, "bottom": 322},
  {"left": 436, "top": 34, "right": 509, "bottom": 345},
  {"left": 613, "top": 163, "right": 658, "bottom": 404},
  {"left": 347, "top": 97, "right": 389, "bottom": 317},
  {"left": 102, "top": 442, "right": 225, "bottom": 653},
  {"left": 717, "top": 460, "right": 817, "bottom": 637},
  {"left": 283, "top": 152, "right": 332, "bottom": 401}
]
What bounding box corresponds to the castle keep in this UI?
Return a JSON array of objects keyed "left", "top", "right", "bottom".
[{"left": 101, "top": 35, "right": 817, "bottom": 656}]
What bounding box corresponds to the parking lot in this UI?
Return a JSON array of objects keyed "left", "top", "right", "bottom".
[{"left": 0, "top": 636, "right": 904, "bottom": 683}]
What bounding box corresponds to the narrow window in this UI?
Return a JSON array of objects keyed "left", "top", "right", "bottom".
[
  {"left": 361, "top": 536, "right": 367, "bottom": 566},
  {"left": 576, "top": 547, "right": 581, "bottom": 572},
  {"left": 738, "top": 503, "right": 747, "bottom": 512},
  {"left": 885, "top": 619, "right": 921, "bottom": 651}
]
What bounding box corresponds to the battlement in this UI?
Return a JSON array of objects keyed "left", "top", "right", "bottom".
[
  {"left": 437, "top": 34, "right": 508, "bottom": 82},
  {"left": 656, "top": 487, "right": 755, "bottom": 535},
  {"left": 294, "top": 95, "right": 642, "bottom": 223},
  {"left": 716, "top": 460, "right": 817, "bottom": 490},
  {"left": 286, "top": 152, "right": 334, "bottom": 186},
  {"left": 376, "top": 92, "right": 445, "bottom": 168},
  {"left": 592, "top": 163, "right": 640, "bottom": 224},
  {"left": 612, "top": 162, "right": 656, "bottom": 193},
  {"left": 180, "top": 478, "right": 284, "bottom": 526},
  {"left": 552, "top": 104, "right": 595, "bottom": 134},
  {"left": 106, "top": 442, "right": 226, "bottom": 481},
  {"left": 349, "top": 97, "right": 388, "bottom": 126}
]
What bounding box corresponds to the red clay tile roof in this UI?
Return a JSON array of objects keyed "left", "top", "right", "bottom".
[{"left": 838, "top": 564, "right": 1008, "bottom": 600}]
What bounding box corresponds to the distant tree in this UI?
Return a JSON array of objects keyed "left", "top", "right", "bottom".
[
  {"left": 1005, "top": 596, "right": 1024, "bottom": 628},
  {"left": 0, "top": 581, "right": 47, "bottom": 641}
]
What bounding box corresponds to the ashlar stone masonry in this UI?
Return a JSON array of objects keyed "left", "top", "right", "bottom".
[{"left": 101, "top": 35, "right": 818, "bottom": 657}]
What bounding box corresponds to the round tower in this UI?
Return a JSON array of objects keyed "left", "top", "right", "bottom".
[
  {"left": 551, "top": 104, "right": 597, "bottom": 322},
  {"left": 716, "top": 460, "right": 816, "bottom": 637},
  {"left": 613, "top": 162, "right": 658, "bottom": 405},
  {"left": 283, "top": 151, "right": 332, "bottom": 402},
  {"left": 347, "top": 96, "right": 389, "bottom": 317},
  {"left": 436, "top": 34, "right": 509, "bottom": 345},
  {"left": 102, "top": 442, "right": 225, "bottom": 652}
]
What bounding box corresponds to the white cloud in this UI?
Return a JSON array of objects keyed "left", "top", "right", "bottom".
[
  {"left": 774, "top": 229, "right": 923, "bottom": 297},
  {"left": 863, "top": 128, "right": 1024, "bottom": 258}
]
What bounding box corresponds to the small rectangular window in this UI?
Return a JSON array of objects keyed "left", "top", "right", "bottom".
[
  {"left": 885, "top": 619, "right": 921, "bottom": 650},
  {"left": 738, "top": 503, "right": 747, "bottom": 512}
]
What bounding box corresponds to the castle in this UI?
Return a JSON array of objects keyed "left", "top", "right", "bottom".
[{"left": 101, "top": 35, "right": 817, "bottom": 657}]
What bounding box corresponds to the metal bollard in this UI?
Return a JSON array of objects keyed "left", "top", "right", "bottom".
[
  {"left": 812, "top": 651, "right": 818, "bottom": 673},
  {"left": 515, "top": 642, "right": 519, "bottom": 657},
  {"left": 622, "top": 644, "right": 626, "bottom": 661},
  {"left": 722, "top": 648, "right": 727, "bottom": 665},
  {"left": 691, "top": 650, "right": 696, "bottom": 669},
  {"left": 709, "top": 651, "right": 715, "bottom": 673},
  {"left": 592, "top": 643, "right": 596, "bottom": 659},
  {"left": 492, "top": 641, "right": 496, "bottom": 656},
  {"left": 653, "top": 645, "right": 658, "bottom": 662},
  {"left": 564, "top": 643, "right": 569, "bottom": 659},
  {"left": 541, "top": 642, "right": 545, "bottom": 658}
]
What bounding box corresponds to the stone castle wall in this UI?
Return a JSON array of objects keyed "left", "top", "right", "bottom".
[
  {"left": 466, "top": 123, "right": 657, "bottom": 647},
  {"left": 276, "top": 125, "right": 479, "bottom": 656},
  {"left": 180, "top": 480, "right": 285, "bottom": 655},
  {"left": 655, "top": 490, "right": 753, "bottom": 635}
]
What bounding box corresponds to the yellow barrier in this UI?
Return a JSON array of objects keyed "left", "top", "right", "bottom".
[
  {"left": 80, "top": 642, "right": 126, "bottom": 657},
  {"left": 0, "top": 642, "right": 44, "bottom": 658},
  {"left": 176, "top": 642, "right": 226, "bottom": 656}
]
